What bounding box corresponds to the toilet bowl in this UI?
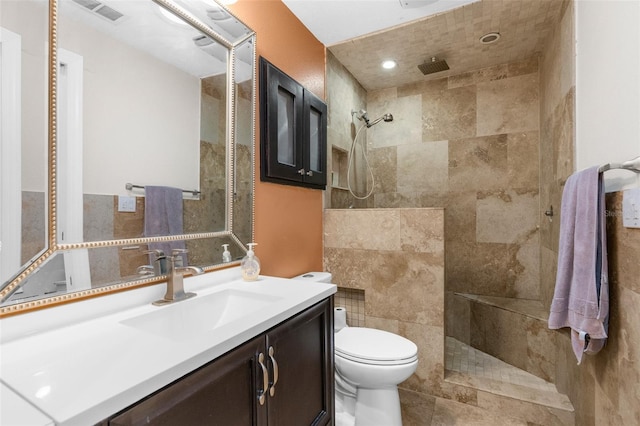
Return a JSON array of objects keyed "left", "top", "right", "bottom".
[{"left": 293, "top": 272, "right": 419, "bottom": 426}]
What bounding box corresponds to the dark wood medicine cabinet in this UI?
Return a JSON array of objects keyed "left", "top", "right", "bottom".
[{"left": 259, "top": 57, "right": 327, "bottom": 190}]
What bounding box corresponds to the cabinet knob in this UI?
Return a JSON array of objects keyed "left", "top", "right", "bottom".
[
  {"left": 305, "top": 170, "right": 314, "bottom": 177},
  {"left": 297, "top": 168, "right": 305, "bottom": 175},
  {"left": 268, "top": 346, "right": 279, "bottom": 397},
  {"left": 257, "top": 352, "right": 269, "bottom": 406}
]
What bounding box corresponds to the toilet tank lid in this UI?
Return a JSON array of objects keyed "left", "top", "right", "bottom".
[{"left": 291, "top": 272, "right": 332, "bottom": 283}]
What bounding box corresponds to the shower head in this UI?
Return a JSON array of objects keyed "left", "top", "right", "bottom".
[
  {"left": 418, "top": 57, "right": 450, "bottom": 75},
  {"left": 352, "top": 109, "right": 369, "bottom": 122},
  {"left": 366, "top": 113, "right": 394, "bottom": 128}
]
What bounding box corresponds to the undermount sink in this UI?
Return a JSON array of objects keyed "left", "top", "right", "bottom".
[{"left": 121, "top": 289, "right": 282, "bottom": 340}]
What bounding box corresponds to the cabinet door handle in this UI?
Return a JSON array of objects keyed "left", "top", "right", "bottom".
[
  {"left": 257, "top": 352, "right": 269, "bottom": 406},
  {"left": 305, "top": 170, "right": 314, "bottom": 176},
  {"left": 297, "top": 168, "right": 305, "bottom": 175},
  {"left": 268, "top": 346, "right": 279, "bottom": 397}
]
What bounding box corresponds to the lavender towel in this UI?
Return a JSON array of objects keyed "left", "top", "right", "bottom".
[
  {"left": 548, "top": 166, "right": 609, "bottom": 364},
  {"left": 144, "top": 186, "right": 187, "bottom": 266}
]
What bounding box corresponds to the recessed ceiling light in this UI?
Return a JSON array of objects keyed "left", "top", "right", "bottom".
[
  {"left": 479, "top": 32, "right": 501, "bottom": 44},
  {"left": 382, "top": 60, "right": 397, "bottom": 70}
]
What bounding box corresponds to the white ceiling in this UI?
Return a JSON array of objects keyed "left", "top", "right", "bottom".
[{"left": 282, "top": 0, "right": 565, "bottom": 91}]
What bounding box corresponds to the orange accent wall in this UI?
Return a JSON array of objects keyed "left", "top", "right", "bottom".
[{"left": 229, "top": 0, "right": 325, "bottom": 278}]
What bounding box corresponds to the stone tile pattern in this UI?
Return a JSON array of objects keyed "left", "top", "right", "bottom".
[
  {"left": 324, "top": 208, "right": 446, "bottom": 399},
  {"left": 450, "top": 293, "right": 557, "bottom": 383},
  {"left": 329, "top": 0, "right": 563, "bottom": 91},
  {"left": 325, "top": 51, "right": 369, "bottom": 209},
  {"left": 364, "top": 56, "right": 541, "bottom": 308},
  {"left": 468, "top": 300, "right": 556, "bottom": 383},
  {"left": 446, "top": 337, "right": 556, "bottom": 393}
]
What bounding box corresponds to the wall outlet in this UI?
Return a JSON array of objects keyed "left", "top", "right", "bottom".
[
  {"left": 622, "top": 188, "right": 640, "bottom": 229},
  {"left": 118, "top": 195, "right": 136, "bottom": 212}
]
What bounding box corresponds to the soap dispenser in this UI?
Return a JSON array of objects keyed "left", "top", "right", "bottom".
[
  {"left": 222, "top": 244, "right": 232, "bottom": 263},
  {"left": 240, "top": 243, "right": 260, "bottom": 281}
]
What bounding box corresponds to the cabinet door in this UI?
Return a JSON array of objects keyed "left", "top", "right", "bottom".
[
  {"left": 109, "top": 336, "right": 267, "bottom": 426},
  {"left": 302, "top": 89, "right": 327, "bottom": 189},
  {"left": 260, "top": 57, "right": 305, "bottom": 184},
  {"left": 265, "top": 299, "right": 334, "bottom": 426}
]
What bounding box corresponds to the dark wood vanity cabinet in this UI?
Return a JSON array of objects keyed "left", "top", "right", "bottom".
[{"left": 106, "top": 298, "right": 334, "bottom": 426}]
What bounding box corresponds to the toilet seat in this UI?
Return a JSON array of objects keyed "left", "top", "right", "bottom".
[{"left": 335, "top": 327, "right": 418, "bottom": 366}]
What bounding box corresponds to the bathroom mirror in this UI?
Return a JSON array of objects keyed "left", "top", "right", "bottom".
[{"left": 0, "top": 0, "right": 256, "bottom": 314}]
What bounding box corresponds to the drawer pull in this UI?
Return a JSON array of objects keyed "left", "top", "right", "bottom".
[
  {"left": 258, "top": 352, "right": 269, "bottom": 405},
  {"left": 268, "top": 346, "right": 279, "bottom": 397}
]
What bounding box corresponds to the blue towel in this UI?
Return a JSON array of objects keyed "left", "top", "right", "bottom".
[
  {"left": 548, "top": 166, "right": 609, "bottom": 364},
  {"left": 144, "top": 186, "right": 187, "bottom": 267}
]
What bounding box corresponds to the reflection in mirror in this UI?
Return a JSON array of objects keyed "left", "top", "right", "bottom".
[
  {"left": 56, "top": 0, "right": 228, "bottom": 244},
  {"left": 0, "top": 0, "right": 49, "bottom": 285},
  {"left": 233, "top": 36, "right": 255, "bottom": 246},
  {"left": 0, "top": 0, "right": 255, "bottom": 312}
]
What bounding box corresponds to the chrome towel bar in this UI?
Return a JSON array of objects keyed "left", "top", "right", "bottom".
[
  {"left": 598, "top": 156, "right": 640, "bottom": 173},
  {"left": 125, "top": 183, "right": 201, "bottom": 196}
]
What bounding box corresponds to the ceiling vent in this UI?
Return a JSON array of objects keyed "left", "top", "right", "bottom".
[
  {"left": 398, "top": 0, "right": 438, "bottom": 9},
  {"left": 71, "top": 0, "right": 125, "bottom": 23}
]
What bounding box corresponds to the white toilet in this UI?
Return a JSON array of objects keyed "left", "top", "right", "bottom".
[{"left": 293, "top": 272, "right": 418, "bottom": 426}]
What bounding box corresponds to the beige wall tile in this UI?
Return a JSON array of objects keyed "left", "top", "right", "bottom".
[
  {"left": 400, "top": 209, "right": 445, "bottom": 254},
  {"left": 446, "top": 292, "right": 471, "bottom": 344},
  {"left": 444, "top": 191, "right": 477, "bottom": 243},
  {"left": 422, "top": 84, "right": 477, "bottom": 142},
  {"left": 477, "top": 73, "right": 539, "bottom": 136},
  {"left": 397, "top": 140, "right": 449, "bottom": 193},
  {"left": 369, "top": 146, "right": 397, "bottom": 194},
  {"left": 476, "top": 189, "right": 539, "bottom": 244},
  {"left": 367, "top": 94, "right": 423, "bottom": 149},
  {"left": 617, "top": 287, "right": 640, "bottom": 425},
  {"left": 507, "top": 131, "right": 540, "bottom": 189},
  {"left": 448, "top": 135, "right": 508, "bottom": 191},
  {"left": 324, "top": 209, "right": 401, "bottom": 250},
  {"left": 511, "top": 237, "right": 540, "bottom": 299}
]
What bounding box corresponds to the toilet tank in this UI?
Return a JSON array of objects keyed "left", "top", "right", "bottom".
[{"left": 292, "top": 272, "right": 333, "bottom": 283}]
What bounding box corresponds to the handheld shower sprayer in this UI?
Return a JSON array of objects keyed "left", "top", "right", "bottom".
[
  {"left": 351, "top": 109, "right": 393, "bottom": 128},
  {"left": 347, "top": 108, "right": 395, "bottom": 200},
  {"left": 366, "top": 113, "right": 393, "bottom": 128}
]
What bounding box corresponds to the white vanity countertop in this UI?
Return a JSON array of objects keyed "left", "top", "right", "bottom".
[
  {"left": 0, "top": 383, "right": 54, "bottom": 426},
  {"left": 0, "top": 268, "right": 336, "bottom": 425}
]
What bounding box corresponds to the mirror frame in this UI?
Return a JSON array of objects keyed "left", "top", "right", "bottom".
[{"left": 0, "top": 0, "right": 256, "bottom": 316}]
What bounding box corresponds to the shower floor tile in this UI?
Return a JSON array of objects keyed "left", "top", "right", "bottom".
[{"left": 445, "top": 337, "right": 556, "bottom": 392}]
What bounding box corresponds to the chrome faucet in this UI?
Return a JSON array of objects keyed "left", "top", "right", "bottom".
[{"left": 153, "top": 249, "right": 204, "bottom": 306}]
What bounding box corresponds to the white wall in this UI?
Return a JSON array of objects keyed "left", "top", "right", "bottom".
[
  {"left": 58, "top": 13, "right": 201, "bottom": 196},
  {"left": 575, "top": 0, "right": 640, "bottom": 192},
  {"left": 1, "top": 0, "right": 49, "bottom": 192}
]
